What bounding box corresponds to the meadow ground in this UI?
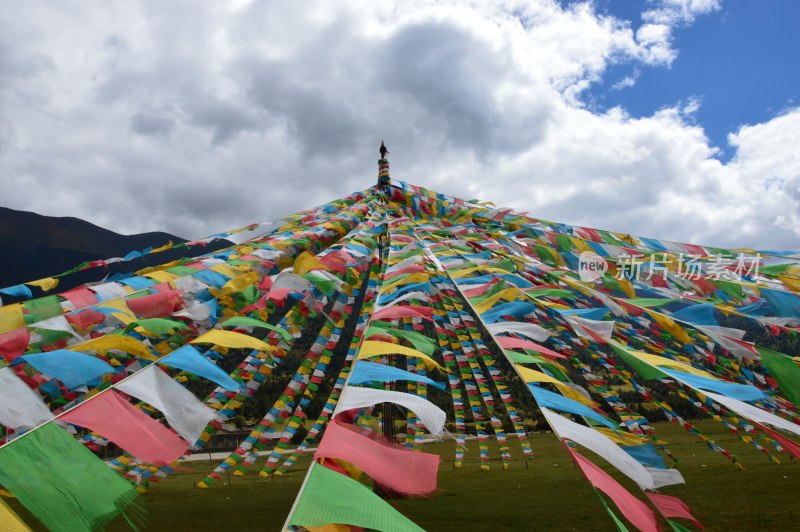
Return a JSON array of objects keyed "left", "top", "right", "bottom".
[{"left": 8, "top": 421, "right": 800, "bottom": 531}]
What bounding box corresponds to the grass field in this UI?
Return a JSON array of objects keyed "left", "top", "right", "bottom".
[{"left": 8, "top": 421, "right": 800, "bottom": 531}]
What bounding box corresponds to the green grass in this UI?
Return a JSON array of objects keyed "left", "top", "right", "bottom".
[{"left": 8, "top": 421, "right": 800, "bottom": 531}]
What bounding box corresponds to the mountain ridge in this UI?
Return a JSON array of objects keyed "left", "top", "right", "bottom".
[{"left": 0, "top": 206, "right": 227, "bottom": 291}]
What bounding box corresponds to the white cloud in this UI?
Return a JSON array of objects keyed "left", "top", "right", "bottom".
[
  {"left": 1, "top": 0, "right": 797, "bottom": 251},
  {"left": 725, "top": 110, "right": 800, "bottom": 245},
  {"left": 643, "top": 0, "right": 722, "bottom": 26},
  {"left": 611, "top": 73, "right": 639, "bottom": 91}
]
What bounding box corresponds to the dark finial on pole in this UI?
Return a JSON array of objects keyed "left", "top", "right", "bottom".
[{"left": 378, "top": 140, "right": 390, "bottom": 187}]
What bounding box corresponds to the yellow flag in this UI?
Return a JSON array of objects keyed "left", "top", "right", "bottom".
[
  {"left": 596, "top": 427, "right": 647, "bottom": 446},
  {"left": 210, "top": 263, "right": 247, "bottom": 279},
  {"left": 533, "top": 299, "right": 571, "bottom": 310},
  {"left": 560, "top": 275, "right": 594, "bottom": 297},
  {"left": 26, "top": 277, "right": 59, "bottom": 292},
  {"left": 142, "top": 270, "right": 178, "bottom": 283},
  {"left": 97, "top": 299, "right": 137, "bottom": 325},
  {"left": 616, "top": 278, "right": 637, "bottom": 299},
  {"left": 714, "top": 304, "right": 741, "bottom": 316},
  {"left": 515, "top": 365, "right": 597, "bottom": 407},
  {"left": 453, "top": 207, "right": 485, "bottom": 223},
  {"left": 0, "top": 304, "right": 24, "bottom": 334},
  {"left": 0, "top": 498, "right": 31, "bottom": 532},
  {"left": 218, "top": 271, "right": 260, "bottom": 297},
  {"left": 647, "top": 310, "right": 692, "bottom": 344},
  {"left": 516, "top": 364, "right": 561, "bottom": 385},
  {"left": 451, "top": 266, "right": 514, "bottom": 279},
  {"left": 623, "top": 345, "right": 716, "bottom": 379},
  {"left": 69, "top": 335, "right": 157, "bottom": 360},
  {"left": 293, "top": 251, "right": 326, "bottom": 277},
  {"left": 614, "top": 233, "right": 638, "bottom": 245},
  {"left": 575, "top": 238, "right": 596, "bottom": 253},
  {"left": 382, "top": 272, "right": 430, "bottom": 292},
  {"left": 191, "top": 330, "right": 274, "bottom": 352},
  {"left": 150, "top": 241, "right": 174, "bottom": 253},
  {"left": 778, "top": 275, "right": 800, "bottom": 292},
  {"left": 357, "top": 340, "right": 444, "bottom": 372},
  {"left": 473, "top": 288, "right": 523, "bottom": 315},
  {"left": 307, "top": 524, "right": 352, "bottom": 532}
]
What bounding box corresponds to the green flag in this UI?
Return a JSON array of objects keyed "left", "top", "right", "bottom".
[
  {"left": 165, "top": 265, "right": 201, "bottom": 276},
  {"left": 667, "top": 519, "right": 694, "bottom": 532},
  {"left": 711, "top": 279, "right": 744, "bottom": 301},
  {"left": 0, "top": 423, "right": 140, "bottom": 531},
  {"left": 626, "top": 298, "right": 679, "bottom": 308},
  {"left": 23, "top": 296, "right": 62, "bottom": 324},
  {"left": 467, "top": 280, "right": 508, "bottom": 304},
  {"left": 123, "top": 318, "right": 188, "bottom": 337},
  {"left": 506, "top": 351, "right": 569, "bottom": 380},
  {"left": 758, "top": 263, "right": 795, "bottom": 276},
  {"left": 595, "top": 489, "right": 630, "bottom": 532},
  {"left": 367, "top": 323, "right": 436, "bottom": 356},
  {"left": 534, "top": 245, "right": 558, "bottom": 266},
  {"left": 289, "top": 463, "right": 423, "bottom": 532},
  {"left": 757, "top": 346, "right": 800, "bottom": 407},
  {"left": 526, "top": 288, "right": 576, "bottom": 300},
  {"left": 609, "top": 342, "right": 669, "bottom": 381},
  {"left": 220, "top": 316, "right": 293, "bottom": 341}
]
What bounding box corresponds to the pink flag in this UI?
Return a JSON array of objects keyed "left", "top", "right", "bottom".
[
  {"left": 315, "top": 420, "right": 440, "bottom": 496},
  {"left": 321, "top": 250, "right": 355, "bottom": 275},
  {"left": 495, "top": 336, "right": 566, "bottom": 359},
  {"left": 257, "top": 276, "right": 274, "bottom": 291},
  {"left": 60, "top": 389, "right": 188, "bottom": 465},
  {"left": 66, "top": 308, "right": 108, "bottom": 331},
  {"left": 645, "top": 493, "right": 704, "bottom": 529},
  {"left": 127, "top": 290, "right": 183, "bottom": 318},
  {"left": 569, "top": 449, "right": 659, "bottom": 532},
  {"left": 372, "top": 306, "right": 434, "bottom": 322},
  {"left": 0, "top": 328, "right": 30, "bottom": 362},
  {"left": 267, "top": 287, "right": 298, "bottom": 305},
  {"left": 757, "top": 422, "right": 800, "bottom": 461},
  {"left": 462, "top": 280, "right": 501, "bottom": 298},
  {"left": 61, "top": 287, "right": 99, "bottom": 309},
  {"left": 385, "top": 265, "right": 426, "bottom": 280}
]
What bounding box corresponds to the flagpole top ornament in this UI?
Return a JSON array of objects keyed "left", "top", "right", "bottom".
[{"left": 378, "top": 140, "right": 390, "bottom": 186}]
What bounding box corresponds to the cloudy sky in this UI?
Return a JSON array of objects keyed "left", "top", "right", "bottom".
[{"left": 1, "top": 0, "right": 798, "bottom": 249}]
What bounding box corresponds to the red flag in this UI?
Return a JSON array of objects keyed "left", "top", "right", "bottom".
[
  {"left": 569, "top": 449, "right": 659, "bottom": 532},
  {"left": 646, "top": 492, "right": 705, "bottom": 529},
  {"left": 315, "top": 420, "right": 440, "bottom": 496},
  {"left": 267, "top": 288, "right": 298, "bottom": 306},
  {"left": 126, "top": 290, "right": 183, "bottom": 318},
  {"left": 60, "top": 389, "right": 188, "bottom": 465},
  {"left": 373, "top": 306, "right": 434, "bottom": 322},
  {"left": 756, "top": 422, "right": 800, "bottom": 460},
  {"left": 66, "top": 308, "right": 107, "bottom": 332},
  {"left": 0, "top": 327, "right": 30, "bottom": 362},
  {"left": 384, "top": 265, "right": 426, "bottom": 280},
  {"left": 321, "top": 250, "right": 355, "bottom": 275},
  {"left": 462, "top": 278, "right": 502, "bottom": 298},
  {"left": 61, "top": 286, "right": 99, "bottom": 309},
  {"left": 495, "top": 336, "right": 566, "bottom": 359}
]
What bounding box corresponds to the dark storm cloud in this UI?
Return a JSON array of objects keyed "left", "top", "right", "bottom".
[
  {"left": 244, "top": 59, "right": 366, "bottom": 159},
  {"left": 376, "top": 20, "right": 550, "bottom": 157},
  {"left": 130, "top": 112, "right": 175, "bottom": 137},
  {"left": 182, "top": 94, "right": 260, "bottom": 145},
  {"left": 0, "top": 39, "right": 55, "bottom": 86}
]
